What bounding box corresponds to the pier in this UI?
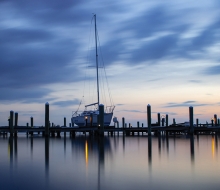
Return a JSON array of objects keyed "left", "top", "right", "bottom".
[{"left": 0, "top": 103, "right": 220, "bottom": 138}]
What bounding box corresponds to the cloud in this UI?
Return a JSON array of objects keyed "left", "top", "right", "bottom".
[
  {"left": 204, "top": 65, "right": 220, "bottom": 75},
  {"left": 188, "top": 80, "right": 202, "bottom": 83},
  {"left": 0, "top": 87, "right": 51, "bottom": 102},
  {"left": 52, "top": 99, "right": 80, "bottom": 107},
  {"left": 116, "top": 104, "right": 124, "bottom": 106},
  {"left": 122, "top": 109, "right": 145, "bottom": 113},
  {"left": 164, "top": 101, "right": 210, "bottom": 108}
]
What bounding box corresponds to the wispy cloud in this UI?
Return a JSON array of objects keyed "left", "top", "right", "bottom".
[
  {"left": 52, "top": 99, "right": 80, "bottom": 107},
  {"left": 164, "top": 101, "right": 210, "bottom": 108}
]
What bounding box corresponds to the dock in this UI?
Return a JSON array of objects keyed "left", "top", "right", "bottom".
[{"left": 0, "top": 103, "right": 219, "bottom": 138}]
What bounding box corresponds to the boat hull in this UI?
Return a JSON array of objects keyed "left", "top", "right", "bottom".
[{"left": 71, "top": 112, "right": 113, "bottom": 127}]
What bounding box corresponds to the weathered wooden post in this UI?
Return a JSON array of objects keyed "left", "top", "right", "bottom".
[
  {"left": 166, "top": 114, "right": 168, "bottom": 127},
  {"left": 64, "top": 117, "right": 66, "bottom": 127},
  {"left": 214, "top": 114, "right": 217, "bottom": 126},
  {"left": 122, "top": 117, "right": 125, "bottom": 135},
  {"left": 99, "top": 104, "right": 104, "bottom": 136},
  {"left": 157, "top": 113, "right": 160, "bottom": 126},
  {"left": 196, "top": 118, "right": 199, "bottom": 127},
  {"left": 10, "top": 111, "right": 14, "bottom": 137},
  {"left": 147, "top": 104, "right": 151, "bottom": 136},
  {"left": 85, "top": 116, "right": 88, "bottom": 127},
  {"left": 142, "top": 123, "right": 144, "bottom": 135},
  {"left": 162, "top": 117, "right": 165, "bottom": 127},
  {"left": 14, "top": 112, "right": 18, "bottom": 137},
  {"left": 31, "top": 117, "right": 33, "bottom": 128},
  {"left": 30, "top": 117, "right": 34, "bottom": 136},
  {"left": 45, "top": 102, "right": 50, "bottom": 137},
  {"left": 26, "top": 123, "right": 29, "bottom": 136},
  {"left": 189, "top": 106, "right": 194, "bottom": 134}
]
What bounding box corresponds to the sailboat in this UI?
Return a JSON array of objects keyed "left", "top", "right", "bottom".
[{"left": 71, "top": 14, "right": 115, "bottom": 127}]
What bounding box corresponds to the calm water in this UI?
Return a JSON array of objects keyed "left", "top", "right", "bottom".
[{"left": 0, "top": 133, "right": 220, "bottom": 190}]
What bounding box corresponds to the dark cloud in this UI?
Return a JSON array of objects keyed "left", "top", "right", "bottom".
[
  {"left": 164, "top": 101, "right": 210, "bottom": 108},
  {"left": 0, "top": 87, "right": 50, "bottom": 102},
  {"left": 152, "top": 111, "right": 177, "bottom": 115},
  {"left": 116, "top": 104, "right": 124, "bottom": 106},
  {"left": 52, "top": 99, "right": 80, "bottom": 107},
  {"left": 188, "top": 80, "right": 202, "bottom": 83},
  {"left": 131, "top": 34, "right": 179, "bottom": 62},
  {"left": 0, "top": 0, "right": 219, "bottom": 104},
  {"left": 122, "top": 109, "right": 145, "bottom": 113},
  {"left": 204, "top": 65, "right": 220, "bottom": 75}
]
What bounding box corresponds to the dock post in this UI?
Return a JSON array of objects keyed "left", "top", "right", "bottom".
[
  {"left": 196, "top": 118, "right": 199, "bottom": 127},
  {"left": 99, "top": 104, "right": 104, "bottom": 136},
  {"left": 137, "top": 121, "right": 140, "bottom": 136},
  {"left": 14, "top": 112, "right": 18, "bottom": 137},
  {"left": 189, "top": 106, "right": 194, "bottom": 135},
  {"left": 30, "top": 117, "right": 33, "bottom": 136},
  {"left": 142, "top": 123, "right": 144, "bottom": 135},
  {"left": 214, "top": 114, "right": 217, "bottom": 126},
  {"left": 157, "top": 113, "right": 160, "bottom": 126},
  {"left": 147, "top": 104, "right": 151, "bottom": 136},
  {"left": 31, "top": 117, "right": 33, "bottom": 128},
  {"left": 9, "top": 111, "right": 14, "bottom": 137},
  {"left": 122, "top": 117, "right": 125, "bottom": 135},
  {"left": 45, "top": 102, "right": 50, "bottom": 137},
  {"left": 64, "top": 117, "right": 66, "bottom": 127},
  {"left": 166, "top": 114, "right": 168, "bottom": 127},
  {"left": 162, "top": 117, "right": 165, "bottom": 127},
  {"left": 173, "top": 118, "right": 176, "bottom": 125}
]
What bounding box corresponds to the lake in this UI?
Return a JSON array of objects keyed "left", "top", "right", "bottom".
[{"left": 0, "top": 133, "right": 219, "bottom": 190}]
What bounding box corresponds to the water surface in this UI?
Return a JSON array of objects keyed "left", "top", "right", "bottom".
[{"left": 0, "top": 133, "right": 219, "bottom": 190}]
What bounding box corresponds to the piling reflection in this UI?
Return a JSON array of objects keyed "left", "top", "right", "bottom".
[
  {"left": 148, "top": 136, "right": 152, "bottom": 167},
  {"left": 166, "top": 134, "right": 169, "bottom": 153},
  {"left": 45, "top": 137, "right": 49, "bottom": 176},
  {"left": 158, "top": 135, "right": 161, "bottom": 156},
  {"left": 8, "top": 136, "right": 13, "bottom": 165},
  {"left": 190, "top": 135, "right": 194, "bottom": 163}
]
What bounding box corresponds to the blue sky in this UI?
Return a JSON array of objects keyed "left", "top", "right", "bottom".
[{"left": 0, "top": 0, "right": 220, "bottom": 126}]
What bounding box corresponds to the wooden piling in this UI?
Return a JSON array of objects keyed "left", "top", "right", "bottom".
[
  {"left": 162, "top": 117, "right": 165, "bottom": 127},
  {"left": 189, "top": 106, "right": 194, "bottom": 134},
  {"left": 10, "top": 111, "right": 14, "bottom": 137},
  {"left": 214, "top": 114, "right": 217, "bottom": 126},
  {"left": 122, "top": 117, "right": 125, "bottom": 135},
  {"left": 64, "top": 117, "right": 66, "bottom": 127},
  {"left": 166, "top": 114, "right": 168, "bottom": 127},
  {"left": 99, "top": 104, "right": 104, "bottom": 136},
  {"left": 196, "top": 118, "right": 199, "bottom": 127},
  {"left": 31, "top": 117, "right": 33, "bottom": 128},
  {"left": 147, "top": 104, "right": 151, "bottom": 136},
  {"left": 157, "top": 113, "right": 160, "bottom": 126},
  {"left": 45, "top": 102, "right": 49, "bottom": 137},
  {"left": 14, "top": 112, "right": 18, "bottom": 137}
]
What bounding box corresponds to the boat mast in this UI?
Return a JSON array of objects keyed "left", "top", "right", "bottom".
[{"left": 94, "top": 14, "right": 100, "bottom": 107}]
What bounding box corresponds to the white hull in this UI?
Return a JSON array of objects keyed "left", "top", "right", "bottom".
[{"left": 71, "top": 112, "right": 113, "bottom": 127}]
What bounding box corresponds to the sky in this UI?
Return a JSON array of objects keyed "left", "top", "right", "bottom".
[{"left": 0, "top": 0, "right": 220, "bottom": 126}]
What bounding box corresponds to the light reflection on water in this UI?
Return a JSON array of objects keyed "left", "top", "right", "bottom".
[{"left": 0, "top": 134, "right": 220, "bottom": 190}]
